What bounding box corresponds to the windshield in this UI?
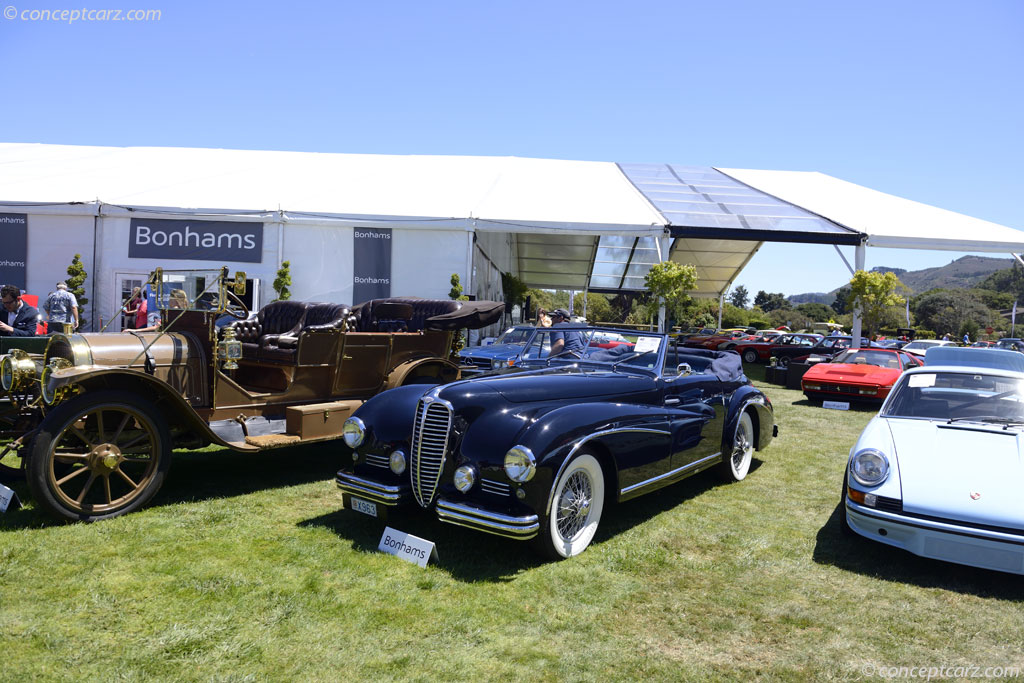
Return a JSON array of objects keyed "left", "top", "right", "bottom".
[
  {"left": 521, "top": 328, "right": 663, "bottom": 370},
  {"left": 831, "top": 349, "right": 905, "bottom": 368},
  {"left": 997, "top": 340, "right": 1023, "bottom": 351},
  {"left": 905, "top": 340, "right": 939, "bottom": 350},
  {"left": 495, "top": 327, "right": 534, "bottom": 345},
  {"left": 151, "top": 269, "right": 231, "bottom": 312},
  {"left": 884, "top": 371, "right": 1024, "bottom": 423}
]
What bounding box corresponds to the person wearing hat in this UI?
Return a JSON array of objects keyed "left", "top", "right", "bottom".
[
  {"left": 549, "top": 308, "right": 584, "bottom": 357},
  {"left": 44, "top": 281, "right": 79, "bottom": 332}
]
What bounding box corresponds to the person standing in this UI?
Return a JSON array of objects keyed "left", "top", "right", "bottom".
[
  {"left": 0, "top": 285, "right": 39, "bottom": 337},
  {"left": 962, "top": 332, "right": 970, "bottom": 345},
  {"left": 124, "top": 286, "right": 141, "bottom": 329},
  {"left": 44, "top": 281, "right": 79, "bottom": 332}
]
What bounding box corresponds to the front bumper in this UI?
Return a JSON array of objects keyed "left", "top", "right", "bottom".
[
  {"left": 335, "top": 471, "right": 412, "bottom": 506},
  {"left": 336, "top": 470, "right": 539, "bottom": 541},
  {"left": 846, "top": 500, "right": 1024, "bottom": 575}
]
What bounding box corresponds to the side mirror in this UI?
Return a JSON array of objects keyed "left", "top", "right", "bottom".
[{"left": 676, "top": 363, "right": 693, "bottom": 377}]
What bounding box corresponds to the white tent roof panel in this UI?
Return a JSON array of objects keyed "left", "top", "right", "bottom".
[{"left": 719, "top": 168, "right": 1024, "bottom": 252}]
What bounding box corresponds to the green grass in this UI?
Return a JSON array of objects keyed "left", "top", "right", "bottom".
[{"left": 3, "top": 370, "right": 1024, "bottom": 681}]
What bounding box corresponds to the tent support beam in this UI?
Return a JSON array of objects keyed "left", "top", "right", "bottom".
[
  {"left": 851, "top": 243, "right": 866, "bottom": 349},
  {"left": 718, "top": 292, "right": 724, "bottom": 330},
  {"left": 658, "top": 235, "right": 670, "bottom": 332},
  {"left": 834, "top": 244, "right": 855, "bottom": 276}
]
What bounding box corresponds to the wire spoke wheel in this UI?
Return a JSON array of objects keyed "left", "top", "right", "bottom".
[
  {"left": 536, "top": 452, "right": 605, "bottom": 560},
  {"left": 27, "top": 391, "right": 171, "bottom": 522},
  {"left": 719, "top": 410, "right": 754, "bottom": 482}
]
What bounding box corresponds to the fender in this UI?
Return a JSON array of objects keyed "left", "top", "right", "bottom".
[
  {"left": 351, "top": 383, "right": 434, "bottom": 448},
  {"left": 383, "top": 356, "right": 459, "bottom": 391},
  {"left": 39, "top": 368, "right": 226, "bottom": 448},
  {"left": 723, "top": 385, "right": 775, "bottom": 451}
]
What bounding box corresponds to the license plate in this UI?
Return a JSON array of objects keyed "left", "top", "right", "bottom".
[{"left": 350, "top": 496, "right": 378, "bottom": 517}]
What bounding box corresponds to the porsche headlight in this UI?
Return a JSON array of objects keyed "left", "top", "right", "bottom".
[
  {"left": 850, "top": 448, "right": 890, "bottom": 486},
  {"left": 504, "top": 446, "right": 536, "bottom": 483},
  {"left": 453, "top": 465, "right": 476, "bottom": 492},
  {"left": 342, "top": 417, "right": 366, "bottom": 448}
]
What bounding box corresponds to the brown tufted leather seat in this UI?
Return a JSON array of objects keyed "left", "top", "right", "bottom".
[
  {"left": 233, "top": 300, "right": 310, "bottom": 362},
  {"left": 353, "top": 298, "right": 462, "bottom": 333}
]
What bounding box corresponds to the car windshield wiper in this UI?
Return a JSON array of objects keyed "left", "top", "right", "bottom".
[
  {"left": 610, "top": 352, "right": 643, "bottom": 370},
  {"left": 946, "top": 415, "right": 1024, "bottom": 428}
]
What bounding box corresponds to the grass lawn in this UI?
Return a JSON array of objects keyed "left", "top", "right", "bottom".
[{"left": 2, "top": 366, "right": 1023, "bottom": 681}]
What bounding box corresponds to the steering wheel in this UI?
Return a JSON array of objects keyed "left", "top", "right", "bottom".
[{"left": 223, "top": 290, "right": 250, "bottom": 320}]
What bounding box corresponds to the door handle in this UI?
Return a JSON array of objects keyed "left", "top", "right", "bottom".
[{"left": 664, "top": 397, "right": 680, "bottom": 406}]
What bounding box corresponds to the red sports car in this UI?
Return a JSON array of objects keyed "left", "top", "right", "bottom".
[
  {"left": 801, "top": 348, "right": 923, "bottom": 403},
  {"left": 732, "top": 333, "right": 823, "bottom": 364}
]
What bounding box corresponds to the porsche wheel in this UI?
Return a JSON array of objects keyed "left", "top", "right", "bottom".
[
  {"left": 778, "top": 356, "right": 791, "bottom": 368},
  {"left": 26, "top": 390, "right": 172, "bottom": 522},
  {"left": 718, "top": 411, "right": 753, "bottom": 482},
  {"left": 742, "top": 349, "right": 758, "bottom": 364},
  {"left": 535, "top": 452, "right": 605, "bottom": 559}
]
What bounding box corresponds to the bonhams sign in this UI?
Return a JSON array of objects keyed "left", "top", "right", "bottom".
[
  {"left": 0, "top": 213, "right": 28, "bottom": 288},
  {"left": 353, "top": 227, "right": 392, "bottom": 304},
  {"left": 129, "top": 219, "right": 263, "bottom": 263}
]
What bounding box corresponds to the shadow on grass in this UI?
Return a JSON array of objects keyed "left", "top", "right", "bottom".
[
  {"left": 300, "top": 458, "right": 761, "bottom": 582},
  {"left": 0, "top": 441, "right": 343, "bottom": 531},
  {"left": 813, "top": 504, "right": 1024, "bottom": 600}
]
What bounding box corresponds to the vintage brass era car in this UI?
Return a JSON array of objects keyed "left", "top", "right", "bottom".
[
  {"left": 336, "top": 327, "right": 777, "bottom": 559},
  {"left": 0, "top": 267, "right": 502, "bottom": 522}
]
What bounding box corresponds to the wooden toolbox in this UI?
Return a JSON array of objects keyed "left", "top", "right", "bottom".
[{"left": 285, "top": 401, "right": 358, "bottom": 439}]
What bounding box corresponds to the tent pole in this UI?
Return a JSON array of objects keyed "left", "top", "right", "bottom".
[
  {"left": 718, "top": 292, "right": 724, "bottom": 329},
  {"left": 851, "top": 242, "right": 866, "bottom": 349},
  {"left": 658, "top": 235, "right": 670, "bottom": 332}
]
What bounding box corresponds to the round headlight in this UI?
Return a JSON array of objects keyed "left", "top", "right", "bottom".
[
  {"left": 453, "top": 465, "right": 476, "bottom": 492},
  {"left": 342, "top": 417, "right": 366, "bottom": 448},
  {"left": 504, "top": 446, "right": 536, "bottom": 483},
  {"left": 389, "top": 449, "right": 407, "bottom": 475},
  {"left": 0, "top": 355, "right": 13, "bottom": 391},
  {"left": 40, "top": 364, "right": 57, "bottom": 405},
  {"left": 492, "top": 358, "right": 503, "bottom": 369},
  {"left": 850, "top": 448, "right": 890, "bottom": 486}
]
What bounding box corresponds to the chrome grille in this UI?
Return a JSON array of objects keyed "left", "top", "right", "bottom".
[
  {"left": 364, "top": 452, "right": 390, "bottom": 469},
  {"left": 410, "top": 397, "right": 453, "bottom": 507},
  {"left": 480, "top": 478, "right": 511, "bottom": 497}
]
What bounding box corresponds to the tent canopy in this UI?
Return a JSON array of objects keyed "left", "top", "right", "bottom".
[{"left": 1, "top": 143, "right": 1022, "bottom": 297}]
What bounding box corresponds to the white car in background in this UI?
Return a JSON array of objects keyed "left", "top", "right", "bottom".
[
  {"left": 900, "top": 339, "right": 957, "bottom": 358},
  {"left": 841, "top": 346, "right": 1024, "bottom": 574}
]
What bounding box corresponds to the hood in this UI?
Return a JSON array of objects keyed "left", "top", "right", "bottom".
[
  {"left": 444, "top": 368, "right": 656, "bottom": 404},
  {"left": 807, "top": 363, "right": 901, "bottom": 384},
  {"left": 459, "top": 343, "right": 524, "bottom": 361},
  {"left": 888, "top": 418, "right": 1024, "bottom": 530}
]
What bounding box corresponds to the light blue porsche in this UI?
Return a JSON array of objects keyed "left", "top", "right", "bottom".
[{"left": 841, "top": 347, "right": 1024, "bottom": 574}]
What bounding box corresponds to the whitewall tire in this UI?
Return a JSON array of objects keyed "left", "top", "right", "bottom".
[
  {"left": 719, "top": 411, "right": 754, "bottom": 482},
  {"left": 536, "top": 452, "right": 605, "bottom": 559}
]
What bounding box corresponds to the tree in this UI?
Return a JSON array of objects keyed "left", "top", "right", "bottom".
[
  {"left": 795, "top": 302, "right": 835, "bottom": 322},
  {"left": 449, "top": 273, "right": 469, "bottom": 301},
  {"left": 272, "top": 261, "right": 292, "bottom": 301},
  {"left": 728, "top": 285, "right": 749, "bottom": 309},
  {"left": 573, "top": 292, "right": 613, "bottom": 323},
  {"left": 643, "top": 261, "right": 698, "bottom": 326},
  {"left": 831, "top": 287, "right": 852, "bottom": 315},
  {"left": 753, "top": 291, "right": 790, "bottom": 313},
  {"left": 913, "top": 289, "right": 995, "bottom": 338},
  {"left": 500, "top": 272, "right": 528, "bottom": 309},
  {"left": 66, "top": 254, "right": 88, "bottom": 329},
  {"left": 847, "top": 270, "right": 909, "bottom": 335}
]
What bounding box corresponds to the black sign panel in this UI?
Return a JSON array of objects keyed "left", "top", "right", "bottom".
[
  {"left": 0, "top": 213, "right": 28, "bottom": 288},
  {"left": 353, "top": 227, "right": 392, "bottom": 304},
  {"left": 129, "top": 218, "right": 263, "bottom": 263}
]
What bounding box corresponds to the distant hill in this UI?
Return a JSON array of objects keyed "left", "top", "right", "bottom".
[{"left": 788, "top": 255, "right": 1014, "bottom": 305}]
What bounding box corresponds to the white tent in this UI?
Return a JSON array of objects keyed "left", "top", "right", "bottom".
[{"left": 1, "top": 143, "right": 1022, "bottom": 330}]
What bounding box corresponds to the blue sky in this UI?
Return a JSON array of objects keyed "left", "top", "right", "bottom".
[{"left": 2, "top": 0, "right": 1021, "bottom": 297}]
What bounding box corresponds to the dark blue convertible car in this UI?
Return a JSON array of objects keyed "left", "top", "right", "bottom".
[{"left": 336, "top": 326, "right": 777, "bottom": 559}]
